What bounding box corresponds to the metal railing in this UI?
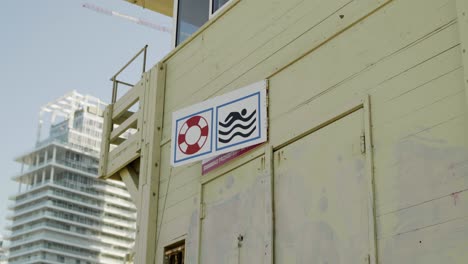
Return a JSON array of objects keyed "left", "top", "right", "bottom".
[
  {"left": 111, "top": 45, "right": 148, "bottom": 103},
  {"left": 100, "top": 46, "right": 149, "bottom": 179}
]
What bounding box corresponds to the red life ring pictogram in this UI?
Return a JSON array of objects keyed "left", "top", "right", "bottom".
[{"left": 178, "top": 115, "right": 209, "bottom": 155}]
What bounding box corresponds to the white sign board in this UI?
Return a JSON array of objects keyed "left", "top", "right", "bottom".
[{"left": 171, "top": 80, "right": 267, "bottom": 167}]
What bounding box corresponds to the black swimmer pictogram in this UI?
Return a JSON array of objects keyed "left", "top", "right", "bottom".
[{"left": 218, "top": 108, "right": 257, "bottom": 144}]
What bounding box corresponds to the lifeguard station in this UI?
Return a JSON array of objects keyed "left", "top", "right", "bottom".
[{"left": 99, "top": 0, "right": 468, "bottom": 263}]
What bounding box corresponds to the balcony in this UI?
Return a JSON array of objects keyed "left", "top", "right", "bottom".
[
  {"left": 55, "top": 158, "right": 99, "bottom": 175},
  {"left": 7, "top": 214, "right": 135, "bottom": 238},
  {"left": 8, "top": 233, "right": 128, "bottom": 258},
  {"left": 8, "top": 246, "right": 105, "bottom": 264}
]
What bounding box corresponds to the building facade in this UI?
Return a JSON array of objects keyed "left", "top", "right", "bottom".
[
  {"left": 5, "top": 91, "right": 136, "bottom": 264},
  {"left": 99, "top": 0, "right": 468, "bottom": 263},
  {"left": 0, "top": 236, "right": 6, "bottom": 264}
]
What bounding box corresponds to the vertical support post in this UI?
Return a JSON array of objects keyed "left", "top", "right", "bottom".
[
  {"left": 196, "top": 183, "right": 203, "bottom": 264},
  {"left": 37, "top": 111, "right": 43, "bottom": 145},
  {"left": 42, "top": 170, "right": 46, "bottom": 184},
  {"left": 263, "top": 146, "right": 274, "bottom": 264},
  {"left": 135, "top": 63, "right": 166, "bottom": 264},
  {"left": 120, "top": 167, "right": 140, "bottom": 207},
  {"left": 263, "top": 79, "right": 274, "bottom": 264},
  {"left": 33, "top": 174, "right": 38, "bottom": 186},
  {"left": 112, "top": 79, "right": 118, "bottom": 104},
  {"left": 36, "top": 154, "right": 40, "bottom": 167},
  {"left": 99, "top": 104, "right": 113, "bottom": 178},
  {"left": 45, "top": 149, "right": 48, "bottom": 163},
  {"left": 28, "top": 176, "right": 32, "bottom": 190},
  {"left": 364, "top": 96, "right": 378, "bottom": 264},
  {"left": 143, "top": 46, "right": 147, "bottom": 74},
  {"left": 52, "top": 146, "right": 57, "bottom": 163},
  {"left": 50, "top": 167, "right": 55, "bottom": 183},
  {"left": 455, "top": 0, "right": 468, "bottom": 107}
]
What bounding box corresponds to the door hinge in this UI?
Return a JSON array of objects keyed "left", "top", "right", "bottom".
[
  {"left": 360, "top": 133, "right": 366, "bottom": 154},
  {"left": 200, "top": 203, "right": 206, "bottom": 220}
]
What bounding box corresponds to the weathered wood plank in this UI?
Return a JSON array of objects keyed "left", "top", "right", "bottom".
[
  {"left": 110, "top": 112, "right": 139, "bottom": 142},
  {"left": 113, "top": 110, "right": 134, "bottom": 125},
  {"left": 155, "top": 210, "right": 195, "bottom": 256},
  {"left": 378, "top": 189, "right": 468, "bottom": 240},
  {"left": 99, "top": 105, "right": 113, "bottom": 178},
  {"left": 373, "top": 91, "right": 465, "bottom": 163},
  {"left": 110, "top": 136, "right": 126, "bottom": 145},
  {"left": 135, "top": 63, "right": 166, "bottom": 264},
  {"left": 110, "top": 111, "right": 138, "bottom": 142},
  {"left": 162, "top": 0, "right": 384, "bottom": 140},
  {"left": 378, "top": 216, "right": 468, "bottom": 263},
  {"left": 371, "top": 51, "right": 463, "bottom": 127},
  {"left": 165, "top": 0, "right": 304, "bottom": 81},
  {"left": 148, "top": 0, "right": 467, "bottom": 263},
  {"left": 455, "top": 0, "right": 468, "bottom": 107},
  {"left": 120, "top": 167, "right": 140, "bottom": 208},
  {"left": 373, "top": 115, "right": 468, "bottom": 216},
  {"left": 268, "top": 31, "right": 459, "bottom": 151},
  {"left": 162, "top": 0, "right": 458, "bottom": 142},
  {"left": 107, "top": 135, "right": 140, "bottom": 177},
  {"left": 268, "top": 0, "right": 457, "bottom": 126},
  {"left": 158, "top": 178, "right": 199, "bottom": 208},
  {"left": 113, "top": 82, "right": 142, "bottom": 120}
]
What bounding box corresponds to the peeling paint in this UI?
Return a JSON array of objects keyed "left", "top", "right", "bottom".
[
  {"left": 388, "top": 138, "right": 468, "bottom": 213},
  {"left": 200, "top": 159, "right": 266, "bottom": 264}
]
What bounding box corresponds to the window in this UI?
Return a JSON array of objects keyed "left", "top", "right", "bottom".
[
  {"left": 175, "top": 0, "right": 209, "bottom": 46},
  {"left": 164, "top": 240, "right": 185, "bottom": 264},
  {"left": 210, "top": 0, "right": 231, "bottom": 16},
  {"left": 174, "top": 0, "right": 235, "bottom": 47}
]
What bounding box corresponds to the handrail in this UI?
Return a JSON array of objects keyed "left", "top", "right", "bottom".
[
  {"left": 110, "top": 45, "right": 148, "bottom": 103},
  {"left": 116, "top": 80, "right": 135, "bottom": 87}
]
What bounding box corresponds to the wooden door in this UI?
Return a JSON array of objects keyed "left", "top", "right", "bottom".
[
  {"left": 274, "top": 109, "right": 372, "bottom": 263},
  {"left": 200, "top": 157, "right": 266, "bottom": 264}
]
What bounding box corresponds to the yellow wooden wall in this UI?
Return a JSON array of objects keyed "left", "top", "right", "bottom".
[{"left": 151, "top": 0, "right": 468, "bottom": 262}]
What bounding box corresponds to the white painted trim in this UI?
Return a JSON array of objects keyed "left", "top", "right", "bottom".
[{"left": 171, "top": 0, "right": 179, "bottom": 48}]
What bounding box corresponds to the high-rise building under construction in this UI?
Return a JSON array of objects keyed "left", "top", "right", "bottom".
[{"left": 5, "top": 91, "right": 136, "bottom": 264}]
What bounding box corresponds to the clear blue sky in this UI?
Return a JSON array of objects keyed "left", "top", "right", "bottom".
[{"left": 0, "top": 0, "right": 172, "bottom": 233}]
